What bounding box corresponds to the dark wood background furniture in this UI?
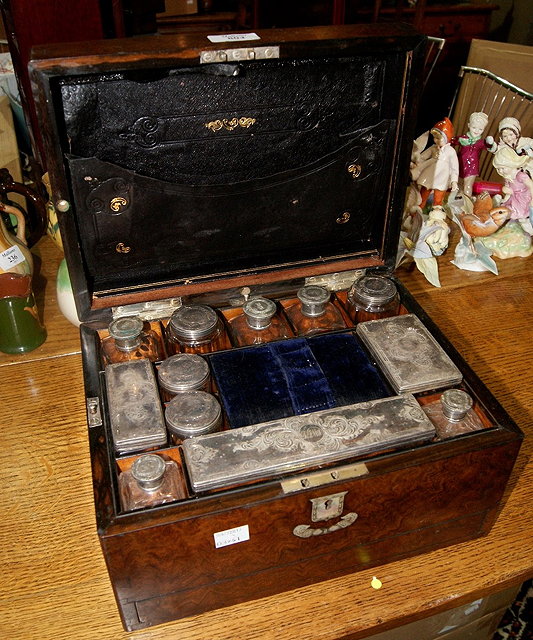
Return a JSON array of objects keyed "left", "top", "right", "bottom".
[{"left": 1, "top": 0, "right": 499, "bottom": 170}]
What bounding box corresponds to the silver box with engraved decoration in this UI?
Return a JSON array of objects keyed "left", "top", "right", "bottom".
[
  {"left": 356, "top": 314, "right": 463, "bottom": 394},
  {"left": 182, "top": 394, "right": 435, "bottom": 492}
]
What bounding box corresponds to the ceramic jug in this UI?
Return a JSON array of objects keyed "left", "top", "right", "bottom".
[{"left": 0, "top": 202, "right": 46, "bottom": 353}]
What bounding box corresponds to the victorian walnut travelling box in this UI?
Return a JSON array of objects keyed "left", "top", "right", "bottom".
[{"left": 30, "top": 24, "right": 523, "bottom": 631}]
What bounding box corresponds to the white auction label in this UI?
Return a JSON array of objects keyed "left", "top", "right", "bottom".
[
  {"left": 0, "top": 245, "right": 26, "bottom": 271},
  {"left": 207, "top": 33, "right": 260, "bottom": 43},
  {"left": 213, "top": 524, "right": 250, "bottom": 549}
]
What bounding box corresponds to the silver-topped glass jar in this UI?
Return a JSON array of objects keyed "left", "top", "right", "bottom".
[
  {"left": 101, "top": 315, "right": 163, "bottom": 365},
  {"left": 228, "top": 297, "right": 292, "bottom": 346},
  {"left": 118, "top": 453, "right": 185, "bottom": 511},
  {"left": 285, "top": 285, "right": 346, "bottom": 336},
  {"left": 157, "top": 353, "right": 210, "bottom": 401},
  {"left": 347, "top": 274, "right": 399, "bottom": 323},
  {"left": 422, "top": 389, "right": 485, "bottom": 440},
  {"left": 166, "top": 304, "right": 225, "bottom": 355},
  {"left": 165, "top": 390, "right": 222, "bottom": 442},
  {"left": 131, "top": 453, "right": 166, "bottom": 490}
]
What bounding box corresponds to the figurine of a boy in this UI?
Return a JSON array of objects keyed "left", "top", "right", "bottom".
[{"left": 452, "top": 112, "right": 490, "bottom": 197}]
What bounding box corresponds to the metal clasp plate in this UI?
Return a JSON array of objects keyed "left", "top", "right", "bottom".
[
  {"left": 281, "top": 462, "right": 368, "bottom": 493},
  {"left": 200, "top": 46, "right": 280, "bottom": 64},
  {"left": 86, "top": 397, "right": 102, "bottom": 428}
]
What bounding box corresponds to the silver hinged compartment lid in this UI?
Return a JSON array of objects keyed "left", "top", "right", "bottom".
[
  {"left": 356, "top": 314, "right": 463, "bottom": 393},
  {"left": 182, "top": 393, "right": 435, "bottom": 492}
]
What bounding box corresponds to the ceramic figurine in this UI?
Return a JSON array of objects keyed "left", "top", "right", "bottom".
[
  {"left": 492, "top": 146, "right": 533, "bottom": 235},
  {"left": 487, "top": 117, "right": 533, "bottom": 176},
  {"left": 410, "top": 117, "right": 459, "bottom": 256},
  {"left": 452, "top": 112, "right": 490, "bottom": 197},
  {"left": 478, "top": 221, "right": 533, "bottom": 259},
  {"left": 487, "top": 116, "right": 533, "bottom": 157},
  {"left": 457, "top": 191, "right": 510, "bottom": 238},
  {"left": 448, "top": 192, "right": 508, "bottom": 275},
  {"left": 411, "top": 117, "right": 459, "bottom": 211}
]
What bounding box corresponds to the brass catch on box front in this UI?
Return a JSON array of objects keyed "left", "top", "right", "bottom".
[
  {"left": 281, "top": 462, "right": 368, "bottom": 493},
  {"left": 293, "top": 490, "right": 359, "bottom": 537},
  {"left": 205, "top": 117, "right": 256, "bottom": 132}
]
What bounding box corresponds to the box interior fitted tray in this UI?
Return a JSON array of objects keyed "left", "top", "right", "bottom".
[{"left": 30, "top": 24, "right": 523, "bottom": 632}]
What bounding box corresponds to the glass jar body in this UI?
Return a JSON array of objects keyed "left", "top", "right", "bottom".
[
  {"left": 102, "top": 329, "right": 163, "bottom": 365},
  {"left": 119, "top": 459, "right": 184, "bottom": 511},
  {"left": 166, "top": 321, "right": 225, "bottom": 355},
  {"left": 229, "top": 313, "right": 292, "bottom": 346},
  {"left": 346, "top": 276, "right": 400, "bottom": 323},
  {"left": 285, "top": 302, "right": 346, "bottom": 336},
  {"left": 422, "top": 399, "right": 485, "bottom": 439}
]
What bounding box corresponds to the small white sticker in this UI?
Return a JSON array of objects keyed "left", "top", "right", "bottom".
[
  {"left": 207, "top": 33, "right": 260, "bottom": 43},
  {"left": 0, "top": 245, "right": 26, "bottom": 270},
  {"left": 214, "top": 525, "right": 250, "bottom": 549}
]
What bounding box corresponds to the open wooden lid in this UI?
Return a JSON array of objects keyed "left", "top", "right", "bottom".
[{"left": 30, "top": 24, "right": 425, "bottom": 322}]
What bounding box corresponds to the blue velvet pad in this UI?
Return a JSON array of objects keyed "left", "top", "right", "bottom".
[
  {"left": 209, "top": 332, "right": 391, "bottom": 429},
  {"left": 306, "top": 332, "right": 391, "bottom": 406}
]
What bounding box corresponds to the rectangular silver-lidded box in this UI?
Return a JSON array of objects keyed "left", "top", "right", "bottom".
[
  {"left": 356, "top": 314, "right": 463, "bottom": 393},
  {"left": 105, "top": 359, "right": 167, "bottom": 454},
  {"left": 182, "top": 393, "right": 435, "bottom": 492}
]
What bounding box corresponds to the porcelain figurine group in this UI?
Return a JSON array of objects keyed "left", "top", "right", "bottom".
[{"left": 401, "top": 112, "right": 533, "bottom": 286}]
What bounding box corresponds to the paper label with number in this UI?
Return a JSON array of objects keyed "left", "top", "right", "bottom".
[
  {"left": 213, "top": 525, "right": 250, "bottom": 549},
  {"left": 0, "top": 245, "right": 26, "bottom": 271},
  {"left": 207, "top": 33, "right": 260, "bottom": 43}
]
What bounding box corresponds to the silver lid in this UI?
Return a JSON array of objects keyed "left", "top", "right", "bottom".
[
  {"left": 351, "top": 275, "right": 398, "bottom": 305},
  {"left": 441, "top": 389, "right": 473, "bottom": 422},
  {"left": 158, "top": 353, "right": 210, "bottom": 393},
  {"left": 168, "top": 304, "right": 219, "bottom": 341},
  {"left": 243, "top": 297, "right": 277, "bottom": 329},
  {"left": 131, "top": 454, "right": 166, "bottom": 491},
  {"left": 165, "top": 390, "right": 221, "bottom": 438},
  {"left": 182, "top": 394, "right": 435, "bottom": 492},
  {"left": 106, "top": 359, "right": 168, "bottom": 454},
  {"left": 297, "top": 285, "right": 330, "bottom": 317},
  {"left": 356, "top": 314, "right": 463, "bottom": 394},
  {"left": 109, "top": 316, "right": 143, "bottom": 340}
]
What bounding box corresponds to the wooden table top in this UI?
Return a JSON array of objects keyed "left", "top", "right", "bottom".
[{"left": 1, "top": 235, "right": 531, "bottom": 640}]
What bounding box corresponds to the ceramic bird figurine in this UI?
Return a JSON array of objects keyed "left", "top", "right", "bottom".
[{"left": 458, "top": 191, "right": 510, "bottom": 237}]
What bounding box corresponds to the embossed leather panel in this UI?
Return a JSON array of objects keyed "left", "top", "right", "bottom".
[
  {"left": 60, "top": 57, "right": 387, "bottom": 184},
  {"left": 67, "top": 119, "right": 395, "bottom": 289}
]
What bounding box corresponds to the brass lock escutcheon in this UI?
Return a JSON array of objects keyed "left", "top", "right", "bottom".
[
  {"left": 110, "top": 196, "right": 128, "bottom": 212},
  {"left": 348, "top": 163, "right": 362, "bottom": 179},
  {"left": 336, "top": 211, "right": 351, "bottom": 224},
  {"left": 116, "top": 242, "right": 131, "bottom": 254}
]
